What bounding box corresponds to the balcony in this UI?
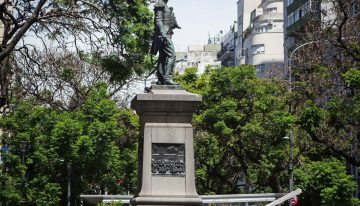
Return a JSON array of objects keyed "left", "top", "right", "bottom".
[
  {"left": 287, "top": 16, "right": 307, "bottom": 34},
  {"left": 260, "top": 0, "right": 283, "bottom": 7},
  {"left": 287, "top": 11, "right": 321, "bottom": 34},
  {"left": 254, "top": 13, "right": 283, "bottom": 22},
  {"left": 287, "top": 0, "right": 309, "bottom": 14}
]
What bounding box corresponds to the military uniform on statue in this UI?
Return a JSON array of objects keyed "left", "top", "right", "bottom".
[{"left": 151, "top": 0, "right": 181, "bottom": 85}]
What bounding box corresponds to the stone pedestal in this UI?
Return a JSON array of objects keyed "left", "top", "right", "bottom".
[{"left": 131, "top": 85, "right": 202, "bottom": 206}]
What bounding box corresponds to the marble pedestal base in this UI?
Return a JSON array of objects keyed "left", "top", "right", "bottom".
[{"left": 131, "top": 86, "right": 202, "bottom": 206}]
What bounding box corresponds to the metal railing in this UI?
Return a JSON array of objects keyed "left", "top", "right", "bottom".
[
  {"left": 81, "top": 193, "right": 286, "bottom": 205},
  {"left": 254, "top": 13, "right": 283, "bottom": 22}
]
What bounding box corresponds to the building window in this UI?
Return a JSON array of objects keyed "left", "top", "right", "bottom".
[
  {"left": 252, "top": 44, "right": 265, "bottom": 55},
  {"left": 287, "top": 0, "right": 294, "bottom": 6},
  {"left": 288, "top": 2, "right": 314, "bottom": 27},
  {"left": 238, "top": 16, "right": 243, "bottom": 31},
  {"left": 255, "top": 26, "right": 268, "bottom": 33},
  {"left": 250, "top": 9, "right": 257, "bottom": 27},
  {"left": 266, "top": 7, "right": 277, "bottom": 14},
  {"left": 294, "top": 10, "right": 300, "bottom": 21},
  {"left": 288, "top": 13, "right": 294, "bottom": 26},
  {"left": 255, "top": 64, "right": 265, "bottom": 73}
]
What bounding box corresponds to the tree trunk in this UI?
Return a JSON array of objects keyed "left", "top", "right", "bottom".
[{"left": 0, "top": 58, "right": 11, "bottom": 109}]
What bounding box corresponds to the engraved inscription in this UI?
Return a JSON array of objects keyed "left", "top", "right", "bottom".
[{"left": 152, "top": 143, "right": 185, "bottom": 176}]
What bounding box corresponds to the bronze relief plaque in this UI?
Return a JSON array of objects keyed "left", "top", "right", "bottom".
[{"left": 152, "top": 143, "right": 185, "bottom": 176}]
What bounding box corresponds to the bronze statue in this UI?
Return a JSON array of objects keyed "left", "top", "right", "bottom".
[{"left": 151, "top": 0, "right": 181, "bottom": 85}]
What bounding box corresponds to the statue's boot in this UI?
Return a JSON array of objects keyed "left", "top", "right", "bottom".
[{"left": 163, "top": 78, "right": 179, "bottom": 85}]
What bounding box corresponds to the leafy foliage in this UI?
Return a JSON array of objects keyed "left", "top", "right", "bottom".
[
  {"left": 176, "top": 66, "right": 294, "bottom": 194},
  {"left": 0, "top": 83, "right": 138, "bottom": 205},
  {"left": 0, "top": 0, "right": 154, "bottom": 110},
  {"left": 294, "top": 159, "right": 358, "bottom": 206},
  {"left": 288, "top": 0, "right": 360, "bottom": 167},
  {"left": 176, "top": 65, "right": 359, "bottom": 205},
  {"left": 97, "top": 202, "right": 122, "bottom": 206}
]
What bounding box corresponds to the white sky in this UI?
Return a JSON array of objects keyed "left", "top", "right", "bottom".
[
  {"left": 24, "top": 1, "right": 237, "bottom": 53},
  {"left": 164, "top": 0, "right": 238, "bottom": 52}
]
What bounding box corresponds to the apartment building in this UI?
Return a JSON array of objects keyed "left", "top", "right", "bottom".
[
  {"left": 236, "top": 0, "right": 285, "bottom": 77},
  {"left": 235, "top": 0, "right": 262, "bottom": 67},
  {"left": 283, "top": 0, "right": 336, "bottom": 65},
  {"left": 175, "top": 44, "right": 221, "bottom": 74},
  {"left": 217, "top": 25, "right": 238, "bottom": 67}
]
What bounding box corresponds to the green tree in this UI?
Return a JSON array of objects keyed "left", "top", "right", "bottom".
[
  {"left": 288, "top": 0, "right": 360, "bottom": 167},
  {"left": 176, "top": 65, "right": 359, "bottom": 205},
  {"left": 294, "top": 158, "right": 359, "bottom": 206},
  {"left": 0, "top": 83, "right": 139, "bottom": 205},
  {"left": 0, "top": 0, "right": 154, "bottom": 110},
  {"left": 176, "top": 66, "right": 294, "bottom": 194}
]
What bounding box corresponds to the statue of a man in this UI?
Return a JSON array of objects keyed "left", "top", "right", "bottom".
[{"left": 150, "top": 0, "right": 181, "bottom": 85}]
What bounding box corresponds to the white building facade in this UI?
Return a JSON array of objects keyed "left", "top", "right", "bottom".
[
  {"left": 235, "top": 0, "right": 262, "bottom": 66},
  {"left": 236, "top": 0, "right": 284, "bottom": 77},
  {"left": 175, "top": 44, "right": 221, "bottom": 74}
]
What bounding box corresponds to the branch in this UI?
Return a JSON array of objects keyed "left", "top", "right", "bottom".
[
  {"left": 336, "top": 0, "right": 360, "bottom": 62},
  {"left": 308, "top": 129, "right": 360, "bottom": 166},
  {"left": 0, "top": 0, "right": 48, "bottom": 62}
]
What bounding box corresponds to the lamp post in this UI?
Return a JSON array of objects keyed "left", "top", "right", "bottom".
[
  {"left": 287, "top": 36, "right": 357, "bottom": 205},
  {"left": 19, "top": 141, "right": 28, "bottom": 198},
  {"left": 233, "top": 20, "right": 237, "bottom": 67},
  {"left": 59, "top": 159, "right": 72, "bottom": 206},
  {"left": 287, "top": 41, "right": 317, "bottom": 206},
  {"left": 67, "top": 162, "right": 72, "bottom": 206}
]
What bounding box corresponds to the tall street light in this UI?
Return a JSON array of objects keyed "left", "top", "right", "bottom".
[
  {"left": 287, "top": 36, "right": 357, "bottom": 205},
  {"left": 67, "top": 162, "right": 72, "bottom": 206},
  {"left": 287, "top": 41, "right": 317, "bottom": 206},
  {"left": 19, "top": 141, "right": 28, "bottom": 198},
  {"left": 59, "top": 159, "right": 72, "bottom": 206}
]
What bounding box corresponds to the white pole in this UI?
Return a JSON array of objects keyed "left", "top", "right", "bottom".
[{"left": 266, "top": 189, "right": 302, "bottom": 206}]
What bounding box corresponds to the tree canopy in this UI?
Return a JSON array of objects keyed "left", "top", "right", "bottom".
[
  {"left": 287, "top": 0, "right": 360, "bottom": 166},
  {"left": 0, "top": 83, "right": 139, "bottom": 205},
  {"left": 0, "top": 0, "right": 359, "bottom": 205},
  {"left": 0, "top": 0, "right": 154, "bottom": 111},
  {"left": 175, "top": 65, "right": 359, "bottom": 205}
]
